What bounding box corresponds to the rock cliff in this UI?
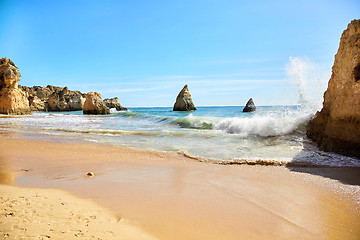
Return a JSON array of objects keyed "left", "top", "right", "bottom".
[
  {"left": 104, "top": 97, "right": 127, "bottom": 111},
  {"left": 0, "top": 57, "right": 31, "bottom": 115},
  {"left": 307, "top": 19, "right": 360, "bottom": 158},
  {"left": 21, "top": 85, "right": 85, "bottom": 111},
  {"left": 242, "top": 98, "right": 256, "bottom": 112},
  {"left": 83, "top": 92, "right": 110, "bottom": 114},
  {"left": 173, "top": 85, "right": 196, "bottom": 111}
]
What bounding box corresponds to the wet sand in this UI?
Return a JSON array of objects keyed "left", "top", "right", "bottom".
[{"left": 1, "top": 136, "right": 360, "bottom": 240}]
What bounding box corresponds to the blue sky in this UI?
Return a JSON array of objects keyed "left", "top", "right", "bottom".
[{"left": 0, "top": 0, "right": 359, "bottom": 107}]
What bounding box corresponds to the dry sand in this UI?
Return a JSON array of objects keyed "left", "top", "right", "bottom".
[
  {"left": 1, "top": 136, "right": 360, "bottom": 240},
  {"left": 0, "top": 184, "right": 156, "bottom": 240}
]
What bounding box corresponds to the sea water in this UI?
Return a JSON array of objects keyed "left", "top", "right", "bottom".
[{"left": 1, "top": 105, "right": 359, "bottom": 167}]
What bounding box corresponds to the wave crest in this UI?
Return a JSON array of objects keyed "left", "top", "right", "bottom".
[{"left": 172, "top": 112, "right": 312, "bottom": 137}]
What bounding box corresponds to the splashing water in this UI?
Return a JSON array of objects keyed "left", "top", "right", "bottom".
[{"left": 286, "top": 56, "right": 330, "bottom": 111}]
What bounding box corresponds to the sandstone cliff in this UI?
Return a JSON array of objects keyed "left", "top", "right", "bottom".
[
  {"left": 21, "top": 85, "right": 85, "bottom": 111},
  {"left": 307, "top": 19, "right": 360, "bottom": 158},
  {"left": 242, "top": 98, "right": 256, "bottom": 112},
  {"left": 104, "top": 97, "right": 127, "bottom": 111},
  {"left": 83, "top": 92, "right": 110, "bottom": 114},
  {"left": 0, "top": 57, "right": 31, "bottom": 115},
  {"left": 173, "top": 85, "right": 196, "bottom": 111}
]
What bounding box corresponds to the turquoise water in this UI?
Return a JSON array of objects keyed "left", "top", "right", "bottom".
[{"left": 1, "top": 106, "right": 359, "bottom": 167}]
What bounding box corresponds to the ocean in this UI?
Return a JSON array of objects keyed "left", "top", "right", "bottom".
[{"left": 1, "top": 105, "right": 359, "bottom": 167}]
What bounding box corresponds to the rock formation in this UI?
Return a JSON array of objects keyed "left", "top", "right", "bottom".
[
  {"left": 173, "top": 85, "right": 196, "bottom": 111},
  {"left": 20, "top": 85, "right": 85, "bottom": 111},
  {"left": 0, "top": 57, "right": 31, "bottom": 115},
  {"left": 83, "top": 92, "right": 110, "bottom": 114},
  {"left": 242, "top": 98, "right": 256, "bottom": 112},
  {"left": 47, "top": 87, "right": 85, "bottom": 111},
  {"left": 307, "top": 19, "right": 360, "bottom": 158},
  {"left": 104, "top": 97, "right": 127, "bottom": 111}
]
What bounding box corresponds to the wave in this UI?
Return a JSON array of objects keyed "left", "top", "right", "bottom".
[
  {"left": 41, "top": 128, "right": 159, "bottom": 136},
  {"left": 214, "top": 114, "right": 311, "bottom": 136},
  {"left": 179, "top": 151, "right": 360, "bottom": 168},
  {"left": 172, "top": 112, "right": 312, "bottom": 137},
  {"left": 171, "top": 115, "right": 217, "bottom": 130},
  {"left": 116, "top": 110, "right": 145, "bottom": 118}
]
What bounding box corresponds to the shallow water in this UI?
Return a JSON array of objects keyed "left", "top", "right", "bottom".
[{"left": 0, "top": 106, "right": 359, "bottom": 167}]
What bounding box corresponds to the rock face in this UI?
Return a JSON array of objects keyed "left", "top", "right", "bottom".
[
  {"left": 83, "top": 92, "right": 110, "bottom": 114},
  {"left": 47, "top": 87, "right": 85, "bottom": 111},
  {"left": 242, "top": 98, "right": 256, "bottom": 112},
  {"left": 173, "top": 85, "right": 196, "bottom": 111},
  {"left": 104, "top": 97, "right": 127, "bottom": 111},
  {"left": 307, "top": 19, "right": 360, "bottom": 158},
  {"left": 21, "top": 85, "right": 86, "bottom": 111},
  {"left": 0, "top": 57, "right": 31, "bottom": 115}
]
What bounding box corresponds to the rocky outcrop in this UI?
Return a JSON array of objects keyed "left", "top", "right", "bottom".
[
  {"left": 83, "top": 92, "right": 110, "bottom": 114},
  {"left": 104, "top": 97, "right": 127, "bottom": 111},
  {"left": 21, "top": 85, "right": 85, "bottom": 111},
  {"left": 307, "top": 19, "right": 360, "bottom": 158},
  {"left": 0, "top": 57, "right": 31, "bottom": 115},
  {"left": 47, "top": 87, "right": 85, "bottom": 111},
  {"left": 173, "top": 85, "right": 196, "bottom": 111},
  {"left": 242, "top": 98, "right": 256, "bottom": 112}
]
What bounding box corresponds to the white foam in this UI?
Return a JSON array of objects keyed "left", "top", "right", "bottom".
[
  {"left": 214, "top": 113, "right": 310, "bottom": 136},
  {"left": 286, "top": 56, "right": 330, "bottom": 111}
]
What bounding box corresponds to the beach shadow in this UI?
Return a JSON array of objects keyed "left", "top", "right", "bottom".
[
  {"left": 287, "top": 141, "right": 360, "bottom": 186},
  {"left": 287, "top": 166, "right": 360, "bottom": 186}
]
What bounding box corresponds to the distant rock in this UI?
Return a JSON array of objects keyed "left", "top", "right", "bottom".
[
  {"left": 28, "top": 95, "right": 45, "bottom": 111},
  {"left": 0, "top": 57, "right": 31, "bottom": 115},
  {"left": 242, "top": 98, "right": 256, "bottom": 112},
  {"left": 173, "top": 85, "right": 196, "bottom": 111},
  {"left": 104, "top": 97, "right": 127, "bottom": 111},
  {"left": 21, "top": 85, "right": 86, "bottom": 111},
  {"left": 47, "top": 87, "right": 85, "bottom": 111},
  {"left": 307, "top": 19, "right": 360, "bottom": 158},
  {"left": 83, "top": 92, "right": 110, "bottom": 114}
]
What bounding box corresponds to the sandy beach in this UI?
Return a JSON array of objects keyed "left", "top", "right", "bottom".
[
  {"left": 1, "top": 136, "right": 360, "bottom": 240},
  {"left": 0, "top": 184, "right": 156, "bottom": 240}
]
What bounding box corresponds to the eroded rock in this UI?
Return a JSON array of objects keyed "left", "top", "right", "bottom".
[
  {"left": 0, "top": 57, "right": 31, "bottom": 115},
  {"left": 21, "top": 85, "right": 85, "bottom": 111},
  {"left": 307, "top": 19, "right": 360, "bottom": 158},
  {"left": 104, "top": 97, "right": 127, "bottom": 111},
  {"left": 242, "top": 98, "right": 256, "bottom": 112},
  {"left": 83, "top": 92, "right": 110, "bottom": 114},
  {"left": 173, "top": 85, "right": 196, "bottom": 111}
]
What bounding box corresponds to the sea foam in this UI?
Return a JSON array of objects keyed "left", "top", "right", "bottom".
[{"left": 172, "top": 109, "right": 311, "bottom": 137}]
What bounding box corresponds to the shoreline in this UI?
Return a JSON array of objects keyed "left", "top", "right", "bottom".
[{"left": 1, "top": 136, "right": 360, "bottom": 239}]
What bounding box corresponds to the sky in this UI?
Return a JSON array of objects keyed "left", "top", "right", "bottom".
[{"left": 0, "top": 0, "right": 359, "bottom": 107}]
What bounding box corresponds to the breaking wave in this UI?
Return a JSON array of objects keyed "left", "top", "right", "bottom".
[{"left": 171, "top": 111, "right": 312, "bottom": 137}]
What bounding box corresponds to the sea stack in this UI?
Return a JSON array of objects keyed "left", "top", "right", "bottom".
[
  {"left": 173, "top": 85, "right": 196, "bottom": 111},
  {"left": 307, "top": 19, "right": 360, "bottom": 158},
  {"left": 104, "top": 97, "right": 127, "bottom": 111},
  {"left": 242, "top": 98, "right": 256, "bottom": 112},
  {"left": 0, "top": 57, "right": 31, "bottom": 115},
  {"left": 83, "top": 92, "right": 110, "bottom": 114}
]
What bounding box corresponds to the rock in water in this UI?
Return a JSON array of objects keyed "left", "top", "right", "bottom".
[
  {"left": 242, "top": 98, "right": 256, "bottom": 112},
  {"left": 104, "top": 97, "right": 127, "bottom": 111},
  {"left": 83, "top": 92, "right": 110, "bottom": 114},
  {"left": 0, "top": 57, "right": 31, "bottom": 115},
  {"left": 307, "top": 19, "right": 360, "bottom": 158},
  {"left": 173, "top": 85, "right": 196, "bottom": 111}
]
